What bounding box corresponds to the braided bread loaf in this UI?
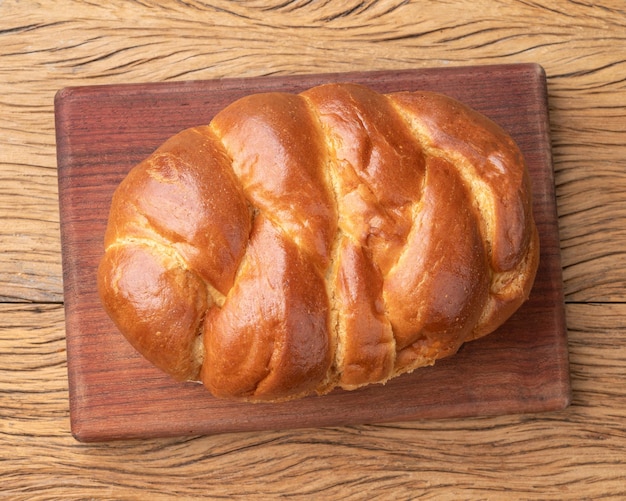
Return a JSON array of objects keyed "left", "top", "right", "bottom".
[{"left": 98, "top": 83, "right": 539, "bottom": 402}]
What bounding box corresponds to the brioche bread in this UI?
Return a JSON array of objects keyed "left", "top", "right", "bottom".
[{"left": 97, "top": 83, "right": 539, "bottom": 402}]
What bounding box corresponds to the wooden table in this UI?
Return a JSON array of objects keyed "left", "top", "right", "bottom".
[{"left": 2, "top": 1, "right": 625, "bottom": 498}]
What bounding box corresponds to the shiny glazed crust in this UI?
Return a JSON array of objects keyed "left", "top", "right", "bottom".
[{"left": 97, "top": 83, "right": 540, "bottom": 402}]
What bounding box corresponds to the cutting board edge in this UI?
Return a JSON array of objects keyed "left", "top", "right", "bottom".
[{"left": 55, "top": 63, "right": 570, "bottom": 442}]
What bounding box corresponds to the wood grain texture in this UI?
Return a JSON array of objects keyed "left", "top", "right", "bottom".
[
  {"left": 0, "top": 0, "right": 624, "bottom": 302},
  {"left": 1, "top": 303, "right": 624, "bottom": 499},
  {"left": 1, "top": 0, "right": 625, "bottom": 498}
]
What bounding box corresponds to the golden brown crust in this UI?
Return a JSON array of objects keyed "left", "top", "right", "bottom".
[
  {"left": 332, "top": 237, "right": 395, "bottom": 390},
  {"left": 98, "top": 83, "right": 540, "bottom": 402},
  {"left": 201, "top": 215, "right": 332, "bottom": 401},
  {"left": 97, "top": 242, "right": 208, "bottom": 381}
]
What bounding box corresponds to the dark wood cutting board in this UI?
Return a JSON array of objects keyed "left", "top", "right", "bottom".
[{"left": 55, "top": 63, "right": 570, "bottom": 442}]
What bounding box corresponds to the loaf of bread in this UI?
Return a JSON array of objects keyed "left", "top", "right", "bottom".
[{"left": 98, "top": 83, "right": 539, "bottom": 402}]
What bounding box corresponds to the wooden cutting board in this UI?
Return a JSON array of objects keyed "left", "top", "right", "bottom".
[{"left": 55, "top": 63, "right": 571, "bottom": 442}]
